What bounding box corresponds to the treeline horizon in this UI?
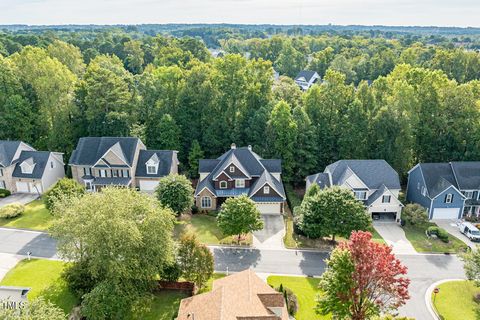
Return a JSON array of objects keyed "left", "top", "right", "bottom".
[{"left": 0, "top": 29, "right": 479, "bottom": 185}]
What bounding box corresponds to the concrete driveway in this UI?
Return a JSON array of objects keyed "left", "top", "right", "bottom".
[
  {"left": 0, "top": 193, "right": 38, "bottom": 207},
  {"left": 0, "top": 253, "right": 21, "bottom": 281},
  {"left": 253, "top": 214, "right": 285, "bottom": 250},
  {"left": 373, "top": 221, "right": 417, "bottom": 254},
  {"left": 434, "top": 219, "right": 478, "bottom": 250}
]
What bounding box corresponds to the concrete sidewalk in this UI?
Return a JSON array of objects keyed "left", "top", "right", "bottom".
[{"left": 0, "top": 253, "right": 21, "bottom": 281}]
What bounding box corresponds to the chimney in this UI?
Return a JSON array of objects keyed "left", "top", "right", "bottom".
[
  {"left": 231, "top": 143, "right": 236, "bottom": 149},
  {"left": 247, "top": 145, "right": 252, "bottom": 151}
]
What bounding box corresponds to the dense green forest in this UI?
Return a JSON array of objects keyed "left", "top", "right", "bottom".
[{"left": 1, "top": 25, "right": 480, "bottom": 183}]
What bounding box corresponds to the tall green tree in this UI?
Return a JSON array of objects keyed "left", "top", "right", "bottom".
[
  {"left": 155, "top": 174, "right": 194, "bottom": 215},
  {"left": 177, "top": 234, "right": 214, "bottom": 289},
  {"left": 188, "top": 139, "right": 204, "bottom": 178}
]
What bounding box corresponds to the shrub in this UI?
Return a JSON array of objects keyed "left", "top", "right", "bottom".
[
  {"left": 427, "top": 226, "right": 449, "bottom": 243},
  {"left": 275, "top": 284, "right": 298, "bottom": 316},
  {"left": 0, "top": 203, "right": 25, "bottom": 219},
  {"left": 62, "top": 260, "right": 97, "bottom": 297},
  {"left": 0, "top": 188, "right": 11, "bottom": 198},
  {"left": 44, "top": 178, "right": 85, "bottom": 213},
  {"left": 191, "top": 205, "right": 199, "bottom": 214},
  {"left": 402, "top": 204, "right": 429, "bottom": 225},
  {"left": 160, "top": 261, "right": 182, "bottom": 282},
  {"left": 473, "top": 292, "right": 480, "bottom": 304}
]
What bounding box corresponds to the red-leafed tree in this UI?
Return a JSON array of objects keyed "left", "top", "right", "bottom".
[{"left": 317, "top": 231, "right": 410, "bottom": 320}]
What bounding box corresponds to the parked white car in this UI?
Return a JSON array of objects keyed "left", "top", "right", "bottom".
[{"left": 459, "top": 222, "right": 480, "bottom": 242}]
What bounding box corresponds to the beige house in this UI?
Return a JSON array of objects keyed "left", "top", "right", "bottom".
[
  {"left": 0, "top": 140, "right": 65, "bottom": 194},
  {"left": 69, "top": 137, "right": 178, "bottom": 192},
  {"left": 177, "top": 269, "right": 289, "bottom": 320}
]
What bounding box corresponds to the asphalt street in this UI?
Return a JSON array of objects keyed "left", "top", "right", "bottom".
[{"left": 0, "top": 227, "right": 466, "bottom": 319}]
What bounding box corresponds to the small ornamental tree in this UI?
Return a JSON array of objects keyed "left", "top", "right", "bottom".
[
  {"left": 155, "top": 174, "right": 194, "bottom": 215},
  {"left": 177, "top": 234, "right": 214, "bottom": 289},
  {"left": 462, "top": 249, "right": 480, "bottom": 286},
  {"left": 402, "top": 203, "right": 428, "bottom": 225},
  {"left": 297, "top": 186, "right": 371, "bottom": 241},
  {"left": 217, "top": 195, "right": 264, "bottom": 243},
  {"left": 318, "top": 231, "right": 410, "bottom": 320},
  {"left": 44, "top": 178, "right": 85, "bottom": 213}
]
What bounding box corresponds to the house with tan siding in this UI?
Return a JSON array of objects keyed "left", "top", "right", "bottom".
[{"left": 69, "top": 137, "right": 178, "bottom": 192}]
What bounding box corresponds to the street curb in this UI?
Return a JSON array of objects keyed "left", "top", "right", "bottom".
[
  {"left": 425, "top": 278, "right": 466, "bottom": 320},
  {"left": 0, "top": 226, "right": 48, "bottom": 234}
]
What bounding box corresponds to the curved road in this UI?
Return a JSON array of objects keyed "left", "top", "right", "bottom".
[{"left": 0, "top": 227, "right": 465, "bottom": 319}]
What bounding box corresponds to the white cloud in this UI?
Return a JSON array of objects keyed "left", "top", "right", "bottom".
[{"left": 0, "top": 0, "right": 478, "bottom": 27}]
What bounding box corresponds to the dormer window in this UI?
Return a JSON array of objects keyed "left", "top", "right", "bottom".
[
  {"left": 264, "top": 186, "right": 270, "bottom": 194},
  {"left": 220, "top": 181, "right": 228, "bottom": 189},
  {"left": 229, "top": 166, "right": 235, "bottom": 173},
  {"left": 20, "top": 160, "right": 35, "bottom": 174},
  {"left": 147, "top": 164, "right": 157, "bottom": 174},
  {"left": 354, "top": 191, "right": 367, "bottom": 200}
]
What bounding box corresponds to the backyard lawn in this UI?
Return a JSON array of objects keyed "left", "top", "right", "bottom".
[
  {"left": 0, "top": 199, "right": 53, "bottom": 231},
  {"left": 403, "top": 222, "right": 468, "bottom": 253},
  {"left": 432, "top": 280, "right": 479, "bottom": 320},
  {"left": 174, "top": 214, "right": 252, "bottom": 246},
  {"left": 267, "top": 275, "right": 329, "bottom": 320},
  {"left": 0, "top": 259, "right": 77, "bottom": 314}
]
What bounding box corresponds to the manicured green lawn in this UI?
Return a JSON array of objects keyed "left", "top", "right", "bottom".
[
  {"left": 432, "top": 280, "right": 479, "bottom": 320},
  {"left": 267, "top": 275, "right": 329, "bottom": 320},
  {"left": 128, "top": 291, "right": 188, "bottom": 320},
  {"left": 403, "top": 222, "right": 468, "bottom": 253},
  {"left": 283, "top": 215, "right": 385, "bottom": 249},
  {"left": 0, "top": 199, "right": 53, "bottom": 231},
  {"left": 0, "top": 259, "right": 77, "bottom": 314},
  {"left": 175, "top": 214, "right": 252, "bottom": 245}
]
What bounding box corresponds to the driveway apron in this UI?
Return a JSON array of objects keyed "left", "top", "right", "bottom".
[
  {"left": 253, "top": 214, "right": 285, "bottom": 250},
  {"left": 374, "top": 221, "right": 417, "bottom": 254}
]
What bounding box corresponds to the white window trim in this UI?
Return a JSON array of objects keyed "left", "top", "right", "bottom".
[
  {"left": 445, "top": 193, "right": 453, "bottom": 204},
  {"left": 147, "top": 165, "right": 157, "bottom": 175},
  {"left": 354, "top": 191, "right": 367, "bottom": 200},
  {"left": 382, "top": 195, "right": 391, "bottom": 203},
  {"left": 464, "top": 191, "right": 474, "bottom": 199},
  {"left": 219, "top": 181, "right": 228, "bottom": 189},
  {"left": 421, "top": 186, "right": 427, "bottom": 197},
  {"left": 0, "top": 180, "right": 5, "bottom": 189},
  {"left": 263, "top": 186, "right": 270, "bottom": 194},
  {"left": 0, "top": 168, "right": 3, "bottom": 177},
  {"left": 235, "top": 179, "right": 245, "bottom": 188},
  {"left": 99, "top": 169, "right": 107, "bottom": 178},
  {"left": 201, "top": 196, "right": 212, "bottom": 208},
  {"left": 112, "top": 170, "right": 118, "bottom": 178}
]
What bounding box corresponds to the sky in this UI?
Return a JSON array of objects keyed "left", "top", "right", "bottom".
[{"left": 0, "top": 0, "right": 479, "bottom": 27}]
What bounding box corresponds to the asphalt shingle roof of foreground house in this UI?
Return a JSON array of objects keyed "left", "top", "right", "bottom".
[
  {"left": 135, "top": 150, "right": 176, "bottom": 177},
  {"left": 177, "top": 269, "right": 288, "bottom": 320}
]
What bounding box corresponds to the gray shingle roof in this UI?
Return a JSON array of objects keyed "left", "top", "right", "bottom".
[
  {"left": 195, "top": 146, "right": 285, "bottom": 200},
  {"left": 135, "top": 150, "right": 175, "bottom": 178},
  {"left": 12, "top": 151, "right": 51, "bottom": 179},
  {"left": 325, "top": 160, "right": 401, "bottom": 190},
  {"left": 365, "top": 184, "right": 387, "bottom": 206},
  {"left": 295, "top": 70, "right": 318, "bottom": 83},
  {"left": 0, "top": 141, "right": 23, "bottom": 167},
  {"left": 450, "top": 162, "right": 480, "bottom": 190},
  {"left": 249, "top": 170, "right": 286, "bottom": 199},
  {"left": 306, "top": 173, "right": 331, "bottom": 189},
  {"left": 69, "top": 137, "right": 141, "bottom": 167},
  {"left": 418, "top": 163, "right": 459, "bottom": 198},
  {"left": 92, "top": 177, "right": 131, "bottom": 186}
]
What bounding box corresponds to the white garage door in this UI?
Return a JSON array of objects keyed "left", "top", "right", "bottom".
[
  {"left": 432, "top": 208, "right": 460, "bottom": 220},
  {"left": 16, "top": 182, "right": 29, "bottom": 193},
  {"left": 256, "top": 202, "right": 281, "bottom": 214},
  {"left": 139, "top": 180, "right": 159, "bottom": 192}
]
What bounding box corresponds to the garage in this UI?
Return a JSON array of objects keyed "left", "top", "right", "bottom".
[
  {"left": 372, "top": 212, "right": 397, "bottom": 221},
  {"left": 256, "top": 202, "right": 282, "bottom": 214},
  {"left": 138, "top": 180, "right": 159, "bottom": 192},
  {"left": 15, "top": 181, "right": 29, "bottom": 193},
  {"left": 431, "top": 208, "right": 460, "bottom": 220}
]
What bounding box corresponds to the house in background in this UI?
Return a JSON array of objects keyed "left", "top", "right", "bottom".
[
  {"left": 306, "top": 160, "right": 403, "bottom": 221},
  {"left": 69, "top": 137, "right": 178, "bottom": 193},
  {"left": 0, "top": 140, "right": 64, "bottom": 194},
  {"left": 177, "top": 269, "right": 288, "bottom": 320},
  {"left": 294, "top": 70, "right": 321, "bottom": 90},
  {"left": 194, "top": 144, "right": 286, "bottom": 214},
  {"left": 405, "top": 162, "right": 480, "bottom": 220}
]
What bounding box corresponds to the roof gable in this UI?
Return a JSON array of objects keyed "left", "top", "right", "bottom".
[
  {"left": 450, "top": 161, "right": 480, "bottom": 190},
  {"left": 135, "top": 150, "right": 176, "bottom": 178},
  {"left": 12, "top": 151, "right": 52, "bottom": 179},
  {"left": 418, "top": 163, "right": 459, "bottom": 198}
]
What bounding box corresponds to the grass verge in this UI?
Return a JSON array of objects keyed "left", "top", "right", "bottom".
[{"left": 432, "top": 280, "right": 479, "bottom": 320}]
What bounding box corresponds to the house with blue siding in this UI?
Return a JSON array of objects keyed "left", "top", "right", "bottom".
[{"left": 405, "top": 162, "right": 480, "bottom": 220}]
